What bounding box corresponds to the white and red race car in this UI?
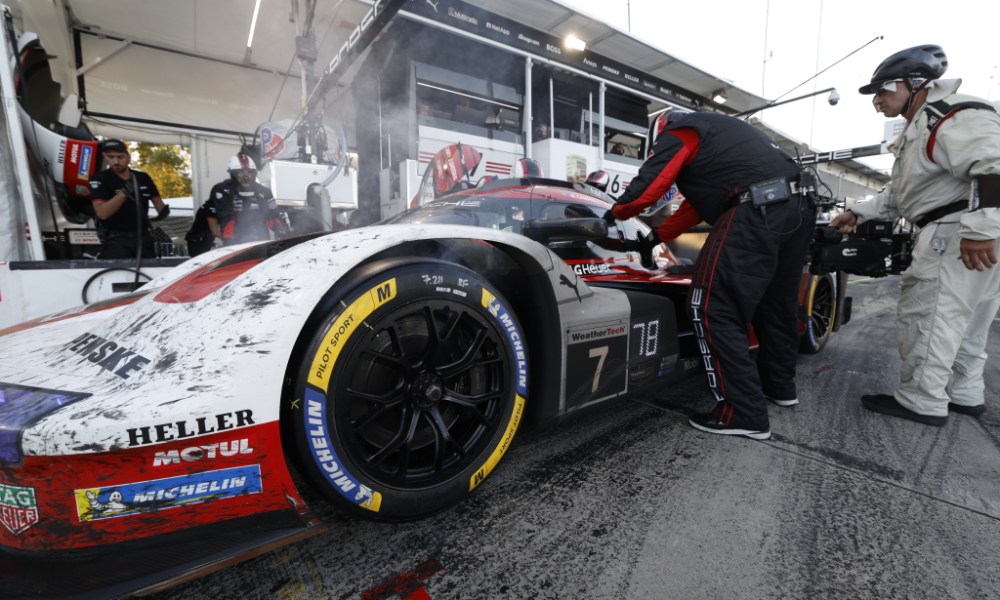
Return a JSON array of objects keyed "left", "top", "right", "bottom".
[{"left": 0, "top": 222, "right": 693, "bottom": 597}]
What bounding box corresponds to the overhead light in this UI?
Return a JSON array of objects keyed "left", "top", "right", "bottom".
[
  {"left": 246, "top": 0, "right": 262, "bottom": 49},
  {"left": 565, "top": 34, "right": 586, "bottom": 52},
  {"left": 712, "top": 89, "right": 728, "bottom": 104}
]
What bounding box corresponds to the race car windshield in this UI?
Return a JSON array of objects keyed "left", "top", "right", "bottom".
[
  {"left": 387, "top": 209, "right": 480, "bottom": 227},
  {"left": 386, "top": 194, "right": 517, "bottom": 232}
]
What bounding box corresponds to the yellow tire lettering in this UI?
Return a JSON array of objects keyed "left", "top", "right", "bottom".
[
  {"left": 469, "top": 394, "right": 525, "bottom": 491},
  {"left": 308, "top": 278, "right": 396, "bottom": 391}
]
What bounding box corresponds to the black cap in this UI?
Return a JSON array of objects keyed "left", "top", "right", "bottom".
[{"left": 100, "top": 139, "right": 128, "bottom": 153}]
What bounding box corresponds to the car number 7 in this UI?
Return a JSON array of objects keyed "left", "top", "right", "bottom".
[{"left": 588, "top": 346, "right": 609, "bottom": 393}]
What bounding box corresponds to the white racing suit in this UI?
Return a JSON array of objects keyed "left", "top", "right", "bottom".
[{"left": 851, "top": 79, "right": 1000, "bottom": 416}]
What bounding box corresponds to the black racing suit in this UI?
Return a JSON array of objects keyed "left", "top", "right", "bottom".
[
  {"left": 211, "top": 179, "right": 286, "bottom": 245},
  {"left": 613, "top": 112, "right": 817, "bottom": 429},
  {"left": 89, "top": 168, "right": 160, "bottom": 259}
]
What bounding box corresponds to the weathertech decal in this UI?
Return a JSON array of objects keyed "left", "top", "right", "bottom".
[
  {"left": 303, "top": 387, "right": 382, "bottom": 512},
  {"left": 569, "top": 323, "right": 627, "bottom": 344},
  {"left": 308, "top": 278, "right": 396, "bottom": 392},
  {"left": 0, "top": 483, "right": 39, "bottom": 535},
  {"left": 75, "top": 465, "right": 262, "bottom": 521},
  {"left": 64, "top": 332, "right": 151, "bottom": 379}
]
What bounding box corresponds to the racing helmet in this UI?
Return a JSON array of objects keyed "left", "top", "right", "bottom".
[
  {"left": 585, "top": 170, "right": 610, "bottom": 192},
  {"left": 511, "top": 158, "right": 543, "bottom": 178},
  {"left": 476, "top": 175, "right": 497, "bottom": 188},
  {"left": 227, "top": 152, "right": 257, "bottom": 173},
  {"left": 858, "top": 45, "right": 947, "bottom": 94},
  {"left": 646, "top": 108, "right": 690, "bottom": 157}
]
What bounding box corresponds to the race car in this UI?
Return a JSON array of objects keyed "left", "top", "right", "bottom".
[
  {"left": 0, "top": 220, "right": 696, "bottom": 598},
  {"left": 0, "top": 167, "right": 849, "bottom": 597}
]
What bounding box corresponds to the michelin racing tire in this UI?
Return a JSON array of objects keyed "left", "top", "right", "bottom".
[
  {"left": 291, "top": 259, "right": 527, "bottom": 521},
  {"left": 799, "top": 272, "right": 836, "bottom": 354}
]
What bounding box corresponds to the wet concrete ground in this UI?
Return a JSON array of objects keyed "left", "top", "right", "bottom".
[{"left": 146, "top": 275, "right": 1000, "bottom": 600}]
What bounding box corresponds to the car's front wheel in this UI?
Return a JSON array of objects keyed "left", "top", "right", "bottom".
[{"left": 290, "top": 259, "right": 527, "bottom": 521}]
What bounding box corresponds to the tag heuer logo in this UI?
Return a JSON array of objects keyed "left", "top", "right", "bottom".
[{"left": 0, "top": 483, "right": 39, "bottom": 535}]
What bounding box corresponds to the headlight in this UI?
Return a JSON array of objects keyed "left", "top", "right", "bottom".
[{"left": 0, "top": 383, "right": 90, "bottom": 465}]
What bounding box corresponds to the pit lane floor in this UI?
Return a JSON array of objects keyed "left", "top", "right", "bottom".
[{"left": 146, "top": 275, "right": 1000, "bottom": 600}]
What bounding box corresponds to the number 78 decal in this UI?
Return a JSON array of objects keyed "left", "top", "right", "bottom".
[{"left": 586, "top": 320, "right": 659, "bottom": 392}]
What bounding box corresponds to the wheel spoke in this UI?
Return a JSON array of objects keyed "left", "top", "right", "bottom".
[
  {"left": 346, "top": 380, "right": 407, "bottom": 407},
  {"left": 366, "top": 405, "right": 419, "bottom": 469},
  {"left": 416, "top": 305, "right": 443, "bottom": 368},
  {"left": 350, "top": 396, "right": 402, "bottom": 432},
  {"left": 436, "top": 326, "right": 490, "bottom": 378},
  {"left": 442, "top": 393, "right": 494, "bottom": 427},
  {"left": 368, "top": 325, "right": 419, "bottom": 376},
  {"left": 442, "top": 388, "right": 501, "bottom": 410},
  {"left": 427, "top": 406, "right": 465, "bottom": 469}
]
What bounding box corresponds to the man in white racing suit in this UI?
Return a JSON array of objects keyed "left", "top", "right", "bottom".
[{"left": 832, "top": 45, "right": 1000, "bottom": 425}]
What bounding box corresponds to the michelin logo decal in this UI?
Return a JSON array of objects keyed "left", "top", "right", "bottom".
[{"left": 75, "top": 465, "right": 262, "bottom": 521}]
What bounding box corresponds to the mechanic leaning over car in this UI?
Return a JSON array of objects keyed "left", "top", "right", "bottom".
[
  {"left": 606, "top": 108, "right": 817, "bottom": 440},
  {"left": 830, "top": 45, "right": 1000, "bottom": 426},
  {"left": 90, "top": 139, "right": 170, "bottom": 259},
  {"left": 208, "top": 153, "right": 288, "bottom": 246}
]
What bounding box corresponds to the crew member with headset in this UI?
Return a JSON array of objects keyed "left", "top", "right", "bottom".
[
  {"left": 831, "top": 45, "right": 1000, "bottom": 425},
  {"left": 89, "top": 139, "right": 170, "bottom": 259},
  {"left": 606, "top": 108, "right": 817, "bottom": 440},
  {"left": 208, "top": 153, "right": 287, "bottom": 246}
]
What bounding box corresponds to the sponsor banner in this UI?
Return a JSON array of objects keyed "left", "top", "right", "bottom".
[
  {"left": 0, "top": 483, "right": 39, "bottom": 535},
  {"left": 406, "top": 0, "right": 700, "bottom": 109},
  {"left": 75, "top": 464, "right": 262, "bottom": 522}
]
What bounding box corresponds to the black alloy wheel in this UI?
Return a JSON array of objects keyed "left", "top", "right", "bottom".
[{"left": 290, "top": 259, "right": 527, "bottom": 521}]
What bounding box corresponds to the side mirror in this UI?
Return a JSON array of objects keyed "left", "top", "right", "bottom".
[{"left": 521, "top": 217, "right": 608, "bottom": 245}]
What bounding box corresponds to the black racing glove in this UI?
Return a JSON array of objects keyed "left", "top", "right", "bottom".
[
  {"left": 639, "top": 230, "right": 661, "bottom": 269},
  {"left": 151, "top": 205, "right": 171, "bottom": 221},
  {"left": 120, "top": 180, "right": 136, "bottom": 198},
  {"left": 602, "top": 208, "right": 617, "bottom": 225},
  {"left": 625, "top": 230, "right": 661, "bottom": 269}
]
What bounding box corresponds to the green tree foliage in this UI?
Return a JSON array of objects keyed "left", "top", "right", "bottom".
[{"left": 129, "top": 142, "right": 193, "bottom": 199}]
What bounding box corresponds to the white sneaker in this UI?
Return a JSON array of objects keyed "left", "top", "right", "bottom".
[{"left": 765, "top": 395, "right": 799, "bottom": 407}]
